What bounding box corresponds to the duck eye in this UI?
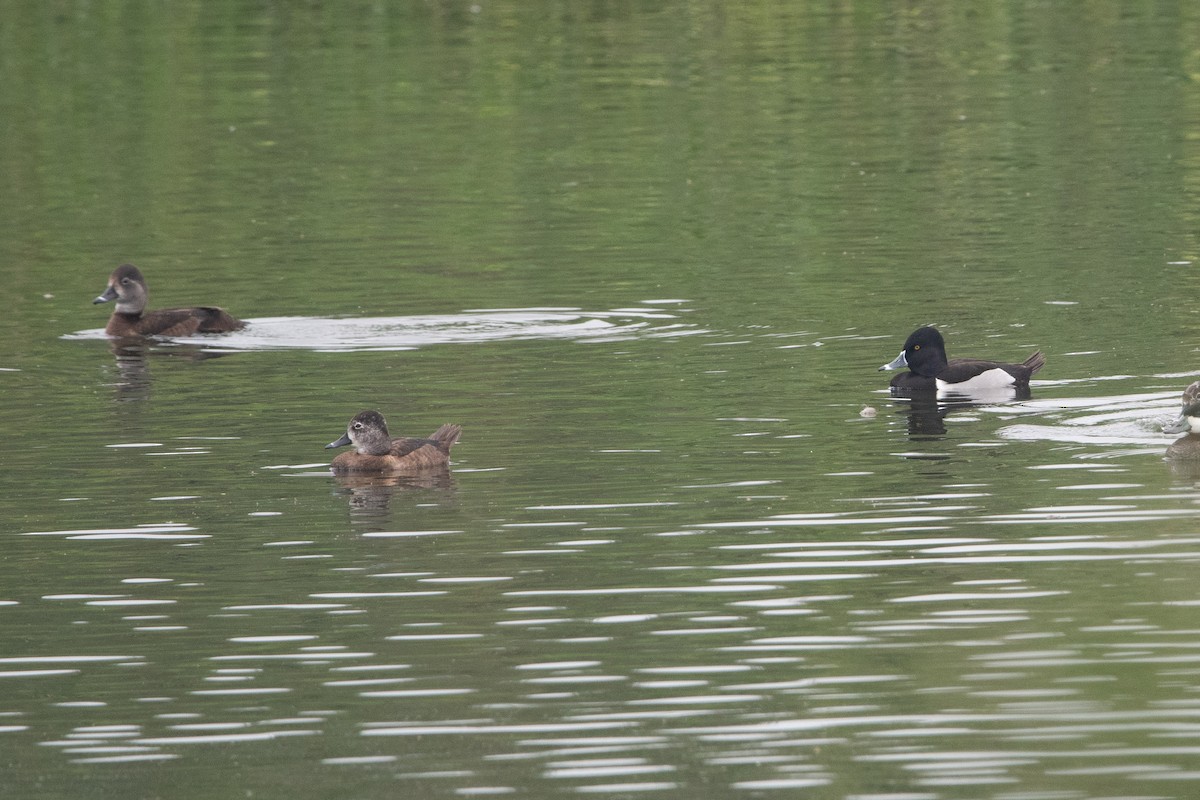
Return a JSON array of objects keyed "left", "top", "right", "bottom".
[
  {"left": 913, "top": 344, "right": 921, "bottom": 351},
  {"left": 353, "top": 422, "right": 364, "bottom": 430}
]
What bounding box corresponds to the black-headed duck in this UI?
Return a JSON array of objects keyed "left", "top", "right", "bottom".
[
  {"left": 326, "top": 410, "right": 461, "bottom": 473},
  {"left": 93, "top": 263, "right": 246, "bottom": 337},
  {"left": 880, "top": 326, "right": 1045, "bottom": 393}
]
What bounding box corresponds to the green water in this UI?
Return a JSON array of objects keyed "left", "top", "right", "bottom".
[{"left": 4, "top": 2, "right": 1200, "bottom": 798}]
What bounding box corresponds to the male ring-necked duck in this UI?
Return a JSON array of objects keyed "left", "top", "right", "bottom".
[
  {"left": 93, "top": 263, "right": 246, "bottom": 337},
  {"left": 326, "top": 410, "right": 462, "bottom": 473},
  {"left": 879, "top": 326, "right": 1045, "bottom": 392}
]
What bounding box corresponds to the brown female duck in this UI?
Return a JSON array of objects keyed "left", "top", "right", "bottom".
[
  {"left": 93, "top": 263, "right": 246, "bottom": 337},
  {"left": 326, "top": 410, "right": 461, "bottom": 474}
]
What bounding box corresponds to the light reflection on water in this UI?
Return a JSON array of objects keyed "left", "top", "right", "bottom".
[
  {"left": 11, "top": 0, "right": 1200, "bottom": 791},
  {"left": 13, "top": 423, "right": 1200, "bottom": 794},
  {"left": 19, "top": 94, "right": 1200, "bottom": 800}
]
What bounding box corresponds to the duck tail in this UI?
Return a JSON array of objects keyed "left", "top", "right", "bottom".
[
  {"left": 1023, "top": 351, "right": 1046, "bottom": 375},
  {"left": 197, "top": 307, "right": 247, "bottom": 333},
  {"left": 430, "top": 423, "right": 462, "bottom": 453}
]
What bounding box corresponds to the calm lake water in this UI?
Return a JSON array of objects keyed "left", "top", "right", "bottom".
[{"left": 4, "top": 2, "right": 1200, "bottom": 798}]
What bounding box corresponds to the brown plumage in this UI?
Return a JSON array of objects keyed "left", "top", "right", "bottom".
[
  {"left": 326, "top": 410, "right": 462, "bottom": 474},
  {"left": 93, "top": 263, "right": 246, "bottom": 337}
]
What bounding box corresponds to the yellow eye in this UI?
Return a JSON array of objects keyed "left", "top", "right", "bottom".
[{"left": 913, "top": 344, "right": 921, "bottom": 351}]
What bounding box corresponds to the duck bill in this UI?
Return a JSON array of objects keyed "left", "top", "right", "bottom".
[
  {"left": 93, "top": 286, "right": 117, "bottom": 304},
  {"left": 1163, "top": 414, "right": 1193, "bottom": 435},
  {"left": 879, "top": 350, "right": 908, "bottom": 372},
  {"left": 326, "top": 433, "right": 352, "bottom": 449}
]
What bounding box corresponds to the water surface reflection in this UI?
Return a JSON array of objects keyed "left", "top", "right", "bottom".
[
  {"left": 101, "top": 339, "right": 233, "bottom": 403},
  {"left": 10, "top": 375, "right": 1200, "bottom": 798},
  {"left": 10, "top": 0, "right": 1200, "bottom": 795},
  {"left": 332, "top": 472, "right": 459, "bottom": 532}
]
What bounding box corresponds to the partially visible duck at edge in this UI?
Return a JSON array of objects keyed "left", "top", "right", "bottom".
[
  {"left": 93, "top": 263, "right": 246, "bottom": 337},
  {"left": 326, "top": 410, "right": 462, "bottom": 474},
  {"left": 879, "top": 326, "right": 1045, "bottom": 393},
  {"left": 1163, "top": 381, "right": 1200, "bottom": 460}
]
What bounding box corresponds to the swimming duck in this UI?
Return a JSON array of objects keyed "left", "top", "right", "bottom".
[
  {"left": 880, "top": 326, "right": 1045, "bottom": 392},
  {"left": 1163, "top": 383, "right": 1200, "bottom": 460},
  {"left": 93, "top": 263, "right": 246, "bottom": 337},
  {"left": 1164, "top": 381, "right": 1200, "bottom": 436},
  {"left": 326, "top": 410, "right": 461, "bottom": 473}
]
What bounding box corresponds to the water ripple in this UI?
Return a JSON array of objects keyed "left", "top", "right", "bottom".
[
  {"left": 66, "top": 306, "right": 704, "bottom": 352},
  {"left": 997, "top": 390, "right": 1182, "bottom": 450},
  {"left": 21, "top": 524, "right": 203, "bottom": 541},
  {"left": 362, "top": 721, "right": 635, "bottom": 736},
  {"left": 702, "top": 502, "right": 1200, "bottom": 541}
]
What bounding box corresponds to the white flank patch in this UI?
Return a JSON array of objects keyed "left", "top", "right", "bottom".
[{"left": 937, "top": 368, "right": 1015, "bottom": 391}]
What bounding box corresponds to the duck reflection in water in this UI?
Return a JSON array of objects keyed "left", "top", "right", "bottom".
[
  {"left": 104, "top": 338, "right": 234, "bottom": 403},
  {"left": 333, "top": 471, "right": 458, "bottom": 531},
  {"left": 890, "top": 387, "right": 1034, "bottom": 447},
  {"left": 106, "top": 339, "right": 153, "bottom": 402},
  {"left": 1163, "top": 382, "right": 1200, "bottom": 466},
  {"left": 895, "top": 393, "right": 953, "bottom": 440}
]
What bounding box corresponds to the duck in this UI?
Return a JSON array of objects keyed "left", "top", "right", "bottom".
[
  {"left": 1161, "top": 383, "right": 1200, "bottom": 465},
  {"left": 1164, "top": 381, "right": 1200, "bottom": 436},
  {"left": 1161, "top": 382, "right": 1200, "bottom": 461},
  {"left": 879, "top": 326, "right": 1045, "bottom": 393},
  {"left": 326, "top": 410, "right": 462, "bottom": 473},
  {"left": 93, "top": 263, "right": 246, "bottom": 337},
  {"left": 1165, "top": 434, "right": 1200, "bottom": 461}
]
